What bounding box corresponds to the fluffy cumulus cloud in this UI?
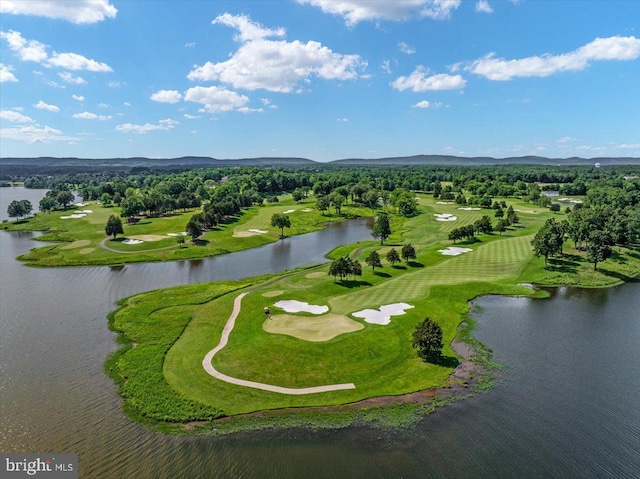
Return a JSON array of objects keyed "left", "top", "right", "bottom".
[
  {"left": 187, "top": 14, "right": 367, "bottom": 92},
  {"left": 0, "top": 109, "right": 34, "bottom": 122},
  {"left": 115, "top": 118, "right": 179, "bottom": 134},
  {"left": 476, "top": 0, "right": 493, "bottom": 13},
  {"left": 296, "top": 0, "right": 461, "bottom": 25},
  {"left": 72, "top": 94, "right": 85, "bottom": 102},
  {"left": 34, "top": 100, "right": 59, "bottom": 112},
  {"left": 150, "top": 90, "right": 183, "bottom": 104},
  {"left": 413, "top": 100, "right": 430, "bottom": 108},
  {"left": 183, "top": 86, "right": 250, "bottom": 113},
  {"left": 398, "top": 41, "right": 416, "bottom": 54},
  {"left": 0, "top": 63, "right": 18, "bottom": 82},
  {"left": 466, "top": 35, "right": 640, "bottom": 80},
  {"left": 1, "top": 125, "right": 76, "bottom": 143},
  {"left": 391, "top": 66, "right": 466, "bottom": 91},
  {"left": 0, "top": 0, "right": 117, "bottom": 24},
  {"left": 73, "top": 111, "right": 111, "bottom": 120},
  {"left": 0, "top": 30, "right": 112, "bottom": 72}
]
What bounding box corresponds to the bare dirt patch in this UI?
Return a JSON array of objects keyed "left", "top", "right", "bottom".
[{"left": 263, "top": 313, "right": 364, "bottom": 342}]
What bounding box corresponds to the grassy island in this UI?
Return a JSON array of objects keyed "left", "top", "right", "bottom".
[
  {"left": 106, "top": 193, "right": 640, "bottom": 433},
  {"left": 2, "top": 195, "right": 372, "bottom": 267}
]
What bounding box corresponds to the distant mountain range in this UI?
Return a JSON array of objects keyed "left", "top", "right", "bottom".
[{"left": 1, "top": 155, "right": 638, "bottom": 176}]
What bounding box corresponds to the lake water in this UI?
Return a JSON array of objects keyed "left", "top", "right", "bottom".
[{"left": 1, "top": 187, "right": 639, "bottom": 478}]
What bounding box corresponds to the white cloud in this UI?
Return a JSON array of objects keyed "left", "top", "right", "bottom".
[
  {"left": 185, "top": 42, "right": 196, "bottom": 48},
  {"left": 0, "top": 63, "right": 18, "bottom": 82},
  {"left": 413, "top": 100, "right": 430, "bottom": 108},
  {"left": 0, "top": 0, "right": 117, "bottom": 24},
  {"left": 97, "top": 103, "right": 108, "bottom": 108},
  {"left": 380, "top": 59, "right": 392, "bottom": 74},
  {"left": 476, "top": 0, "right": 493, "bottom": 14},
  {"left": 47, "top": 52, "right": 112, "bottom": 72},
  {"left": 115, "top": 118, "right": 179, "bottom": 134},
  {"left": 124, "top": 102, "right": 131, "bottom": 106},
  {"left": 466, "top": 35, "right": 640, "bottom": 80},
  {"left": 183, "top": 86, "right": 250, "bottom": 113},
  {"left": 0, "top": 30, "right": 48, "bottom": 62},
  {"left": 73, "top": 111, "right": 111, "bottom": 120},
  {"left": 34, "top": 100, "right": 59, "bottom": 112},
  {"left": 391, "top": 66, "right": 466, "bottom": 91},
  {"left": 108, "top": 81, "right": 123, "bottom": 88},
  {"left": 213, "top": 13, "right": 285, "bottom": 42},
  {"left": 1, "top": 30, "right": 113, "bottom": 72},
  {"left": 188, "top": 13, "right": 366, "bottom": 92},
  {"left": 336, "top": 118, "right": 349, "bottom": 122},
  {"left": 237, "top": 107, "right": 264, "bottom": 113},
  {"left": 150, "top": 89, "right": 183, "bottom": 103},
  {"left": 296, "top": 0, "right": 461, "bottom": 25},
  {"left": 183, "top": 114, "right": 201, "bottom": 119},
  {"left": 72, "top": 94, "right": 85, "bottom": 102},
  {"left": 58, "top": 71, "right": 86, "bottom": 84},
  {"left": 0, "top": 109, "right": 33, "bottom": 122},
  {"left": 398, "top": 41, "right": 416, "bottom": 54},
  {"left": 1, "top": 125, "right": 77, "bottom": 143}
]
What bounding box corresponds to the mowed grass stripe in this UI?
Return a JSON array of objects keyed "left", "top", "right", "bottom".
[{"left": 330, "top": 235, "right": 534, "bottom": 313}]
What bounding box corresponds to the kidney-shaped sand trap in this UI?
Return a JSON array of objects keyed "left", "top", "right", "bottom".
[
  {"left": 263, "top": 313, "right": 364, "bottom": 342},
  {"left": 274, "top": 300, "right": 329, "bottom": 314},
  {"left": 352, "top": 303, "right": 415, "bottom": 325},
  {"left": 122, "top": 238, "right": 144, "bottom": 245},
  {"left": 438, "top": 246, "right": 473, "bottom": 256}
]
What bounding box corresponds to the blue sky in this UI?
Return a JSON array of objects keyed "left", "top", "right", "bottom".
[{"left": 1, "top": 0, "right": 639, "bottom": 161}]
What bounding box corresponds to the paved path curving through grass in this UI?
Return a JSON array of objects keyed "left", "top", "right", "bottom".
[{"left": 202, "top": 292, "right": 356, "bottom": 395}]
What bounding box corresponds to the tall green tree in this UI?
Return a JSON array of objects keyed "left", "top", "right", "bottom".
[
  {"left": 386, "top": 248, "right": 401, "bottom": 265},
  {"left": 401, "top": 243, "right": 417, "bottom": 263},
  {"left": 412, "top": 317, "right": 443, "bottom": 363},
  {"left": 271, "top": 213, "right": 291, "bottom": 238},
  {"left": 586, "top": 230, "right": 612, "bottom": 271},
  {"left": 186, "top": 215, "right": 202, "bottom": 240},
  {"left": 372, "top": 213, "right": 392, "bottom": 245},
  {"left": 365, "top": 250, "right": 383, "bottom": 272},
  {"left": 105, "top": 215, "right": 124, "bottom": 240},
  {"left": 56, "top": 190, "right": 74, "bottom": 209},
  {"left": 120, "top": 196, "right": 145, "bottom": 219},
  {"left": 531, "top": 218, "right": 564, "bottom": 264},
  {"left": 39, "top": 196, "right": 57, "bottom": 213}
]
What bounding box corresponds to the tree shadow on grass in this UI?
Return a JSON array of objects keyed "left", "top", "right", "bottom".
[
  {"left": 545, "top": 255, "right": 580, "bottom": 274},
  {"left": 597, "top": 267, "right": 640, "bottom": 283},
  {"left": 422, "top": 355, "right": 459, "bottom": 368},
  {"left": 392, "top": 265, "right": 407, "bottom": 270},
  {"left": 337, "top": 280, "right": 372, "bottom": 288},
  {"left": 373, "top": 271, "right": 391, "bottom": 277},
  {"left": 407, "top": 261, "right": 424, "bottom": 268},
  {"left": 192, "top": 239, "right": 210, "bottom": 246}
]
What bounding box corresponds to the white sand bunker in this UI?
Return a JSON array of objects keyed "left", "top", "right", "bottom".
[
  {"left": 570, "top": 199, "right": 583, "bottom": 204},
  {"left": 122, "top": 239, "right": 144, "bottom": 245},
  {"left": 434, "top": 213, "right": 457, "bottom": 222},
  {"left": 283, "top": 209, "right": 296, "bottom": 214},
  {"left": 167, "top": 232, "right": 188, "bottom": 237},
  {"left": 75, "top": 209, "right": 94, "bottom": 214},
  {"left": 60, "top": 214, "right": 86, "bottom": 219},
  {"left": 274, "top": 300, "right": 329, "bottom": 315},
  {"left": 439, "top": 246, "right": 473, "bottom": 256},
  {"left": 302, "top": 208, "right": 313, "bottom": 212},
  {"left": 458, "top": 207, "right": 481, "bottom": 211},
  {"left": 352, "top": 303, "right": 415, "bottom": 326},
  {"left": 249, "top": 229, "right": 268, "bottom": 234},
  {"left": 74, "top": 202, "right": 87, "bottom": 207},
  {"left": 436, "top": 201, "right": 454, "bottom": 205}
]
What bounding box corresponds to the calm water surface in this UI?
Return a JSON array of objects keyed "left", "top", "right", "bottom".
[{"left": 1, "top": 187, "right": 639, "bottom": 478}]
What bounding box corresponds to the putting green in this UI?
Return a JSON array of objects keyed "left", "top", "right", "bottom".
[
  {"left": 304, "top": 272, "right": 326, "bottom": 279},
  {"left": 79, "top": 248, "right": 95, "bottom": 255},
  {"left": 262, "top": 290, "right": 284, "bottom": 297},
  {"left": 262, "top": 313, "right": 364, "bottom": 342},
  {"left": 61, "top": 239, "right": 91, "bottom": 249}
]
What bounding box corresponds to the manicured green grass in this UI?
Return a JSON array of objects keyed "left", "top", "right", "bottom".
[
  {"left": 6, "top": 197, "right": 374, "bottom": 267},
  {"left": 106, "top": 193, "right": 639, "bottom": 427}
]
